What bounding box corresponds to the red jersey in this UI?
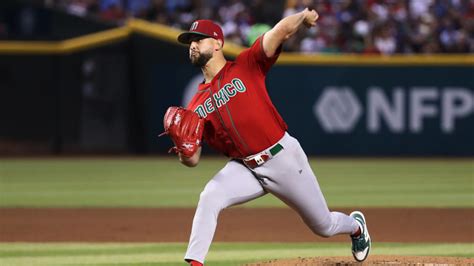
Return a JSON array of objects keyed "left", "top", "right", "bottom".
[{"left": 187, "top": 35, "right": 288, "bottom": 158}]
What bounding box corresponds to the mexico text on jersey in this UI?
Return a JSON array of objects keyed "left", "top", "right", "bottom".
[{"left": 194, "top": 78, "right": 247, "bottom": 118}]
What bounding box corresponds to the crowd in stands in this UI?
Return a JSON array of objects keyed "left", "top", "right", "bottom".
[{"left": 45, "top": 0, "right": 474, "bottom": 54}]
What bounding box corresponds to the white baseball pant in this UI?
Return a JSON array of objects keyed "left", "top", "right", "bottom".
[{"left": 184, "top": 132, "right": 359, "bottom": 263}]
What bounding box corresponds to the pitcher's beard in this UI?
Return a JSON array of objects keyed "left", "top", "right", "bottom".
[{"left": 191, "top": 52, "right": 213, "bottom": 67}]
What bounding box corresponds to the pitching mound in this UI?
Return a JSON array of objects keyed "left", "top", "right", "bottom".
[{"left": 245, "top": 255, "right": 474, "bottom": 265}]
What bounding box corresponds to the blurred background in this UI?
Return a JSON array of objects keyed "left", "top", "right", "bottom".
[
  {"left": 0, "top": 2, "right": 472, "bottom": 264},
  {"left": 0, "top": 0, "right": 473, "bottom": 157}
]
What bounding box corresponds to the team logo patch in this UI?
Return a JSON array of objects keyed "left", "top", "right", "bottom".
[{"left": 190, "top": 21, "right": 199, "bottom": 31}]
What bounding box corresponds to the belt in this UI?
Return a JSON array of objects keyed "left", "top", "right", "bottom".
[{"left": 242, "top": 143, "right": 284, "bottom": 169}]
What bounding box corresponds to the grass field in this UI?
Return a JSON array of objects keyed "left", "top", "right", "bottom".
[
  {"left": 0, "top": 157, "right": 472, "bottom": 207},
  {"left": 0, "top": 157, "right": 473, "bottom": 265},
  {"left": 1, "top": 243, "right": 473, "bottom": 266}
]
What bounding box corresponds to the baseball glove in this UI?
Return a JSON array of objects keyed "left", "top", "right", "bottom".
[{"left": 159, "top": 106, "right": 204, "bottom": 158}]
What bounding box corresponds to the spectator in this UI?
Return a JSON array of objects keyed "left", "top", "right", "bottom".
[
  {"left": 67, "top": 0, "right": 98, "bottom": 17},
  {"left": 374, "top": 23, "right": 397, "bottom": 55},
  {"left": 100, "top": 2, "right": 125, "bottom": 21},
  {"left": 47, "top": 0, "right": 472, "bottom": 54},
  {"left": 127, "top": 0, "right": 151, "bottom": 17},
  {"left": 144, "top": 0, "right": 169, "bottom": 24}
]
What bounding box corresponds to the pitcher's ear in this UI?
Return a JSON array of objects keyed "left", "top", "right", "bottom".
[{"left": 215, "top": 40, "right": 223, "bottom": 51}]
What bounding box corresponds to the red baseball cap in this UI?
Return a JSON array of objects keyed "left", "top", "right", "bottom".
[{"left": 177, "top": 20, "right": 224, "bottom": 46}]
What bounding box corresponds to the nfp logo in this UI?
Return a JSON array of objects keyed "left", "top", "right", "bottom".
[
  {"left": 314, "top": 86, "right": 474, "bottom": 134},
  {"left": 313, "top": 87, "right": 362, "bottom": 132}
]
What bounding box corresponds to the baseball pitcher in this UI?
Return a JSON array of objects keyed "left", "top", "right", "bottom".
[{"left": 162, "top": 7, "right": 371, "bottom": 266}]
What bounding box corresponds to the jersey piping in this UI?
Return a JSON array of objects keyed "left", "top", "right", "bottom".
[
  {"left": 218, "top": 73, "right": 251, "bottom": 155},
  {"left": 207, "top": 72, "right": 248, "bottom": 156}
]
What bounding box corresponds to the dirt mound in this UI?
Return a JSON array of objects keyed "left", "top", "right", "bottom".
[{"left": 245, "top": 255, "right": 474, "bottom": 265}]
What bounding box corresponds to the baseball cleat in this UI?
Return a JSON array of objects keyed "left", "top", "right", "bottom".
[{"left": 350, "top": 211, "right": 371, "bottom": 262}]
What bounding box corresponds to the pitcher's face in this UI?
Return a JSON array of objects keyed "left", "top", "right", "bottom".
[{"left": 189, "top": 37, "right": 216, "bottom": 67}]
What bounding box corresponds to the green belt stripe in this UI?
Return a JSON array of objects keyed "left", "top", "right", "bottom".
[{"left": 270, "top": 143, "right": 283, "bottom": 156}]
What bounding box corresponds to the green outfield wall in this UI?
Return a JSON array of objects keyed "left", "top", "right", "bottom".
[
  {"left": 0, "top": 8, "right": 472, "bottom": 156},
  {"left": 265, "top": 66, "right": 474, "bottom": 155}
]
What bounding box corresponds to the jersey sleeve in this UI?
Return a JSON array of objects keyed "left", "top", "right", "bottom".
[{"left": 236, "top": 34, "right": 282, "bottom": 75}]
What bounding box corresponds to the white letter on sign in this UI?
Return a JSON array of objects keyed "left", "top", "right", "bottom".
[
  {"left": 442, "top": 88, "right": 473, "bottom": 133},
  {"left": 410, "top": 88, "right": 438, "bottom": 133},
  {"left": 368, "top": 87, "right": 404, "bottom": 133}
]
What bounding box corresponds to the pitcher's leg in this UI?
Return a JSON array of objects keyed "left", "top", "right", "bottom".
[
  {"left": 287, "top": 159, "right": 358, "bottom": 237},
  {"left": 184, "top": 160, "right": 265, "bottom": 263},
  {"left": 254, "top": 135, "right": 359, "bottom": 238}
]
